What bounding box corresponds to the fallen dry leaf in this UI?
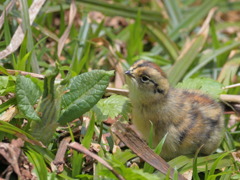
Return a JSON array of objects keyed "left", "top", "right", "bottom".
[
  {"left": 232, "top": 150, "right": 240, "bottom": 163},
  {"left": 111, "top": 121, "right": 187, "bottom": 180},
  {"left": 0, "top": 0, "right": 46, "bottom": 59},
  {"left": 0, "top": 138, "right": 36, "bottom": 180},
  {"left": 0, "top": 106, "right": 18, "bottom": 122},
  {"left": 57, "top": 0, "right": 77, "bottom": 58}
]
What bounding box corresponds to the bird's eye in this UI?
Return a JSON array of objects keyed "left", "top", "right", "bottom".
[{"left": 140, "top": 75, "right": 150, "bottom": 82}]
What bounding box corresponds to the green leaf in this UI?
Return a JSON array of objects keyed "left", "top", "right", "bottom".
[
  {"left": 192, "top": 146, "right": 201, "bottom": 180},
  {"left": 112, "top": 148, "right": 136, "bottom": 165},
  {"left": 93, "top": 94, "right": 131, "bottom": 122},
  {"left": 208, "top": 152, "right": 230, "bottom": 177},
  {"left": 76, "top": 0, "right": 165, "bottom": 23},
  {"left": 127, "top": 11, "right": 144, "bottom": 62},
  {"left": 144, "top": 133, "right": 168, "bottom": 173},
  {"left": 169, "top": 0, "right": 219, "bottom": 40},
  {"left": 30, "top": 69, "right": 61, "bottom": 145},
  {"left": 163, "top": 0, "right": 183, "bottom": 28},
  {"left": 102, "top": 152, "right": 159, "bottom": 180},
  {"left": 16, "top": 76, "right": 41, "bottom": 121},
  {"left": 26, "top": 150, "right": 48, "bottom": 180},
  {"left": 176, "top": 77, "right": 224, "bottom": 99},
  {"left": 71, "top": 14, "right": 90, "bottom": 74},
  {"left": 0, "top": 76, "right": 9, "bottom": 94},
  {"left": 72, "top": 113, "right": 96, "bottom": 177},
  {"left": 168, "top": 34, "right": 207, "bottom": 85},
  {"left": 59, "top": 70, "right": 114, "bottom": 125},
  {"left": 0, "top": 66, "right": 10, "bottom": 75},
  {"left": 146, "top": 24, "right": 179, "bottom": 62},
  {"left": 0, "top": 97, "right": 16, "bottom": 114}
]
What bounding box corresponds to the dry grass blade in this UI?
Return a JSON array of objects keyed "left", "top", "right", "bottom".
[
  {"left": 111, "top": 121, "right": 187, "bottom": 180},
  {"left": 0, "top": 106, "right": 18, "bottom": 122},
  {"left": 57, "top": 0, "right": 77, "bottom": 57},
  {"left": 0, "top": 0, "right": 46, "bottom": 59},
  {"left": 0, "top": 0, "right": 17, "bottom": 29},
  {"left": 68, "top": 142, "right": 125, "bottom": 180}
]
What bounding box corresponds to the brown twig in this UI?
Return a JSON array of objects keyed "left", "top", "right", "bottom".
[
  {"left": 53, "top": 137, "right": 72, "bottom": 173},
  {"left": 1, "top": 69, "right": 45, "bottom": 79},
  {"left": 68, "top": 142, "right": 125, "bottom": 180},
  {"left": 220, "top": 94, "right": 240, "bottom": 104}
]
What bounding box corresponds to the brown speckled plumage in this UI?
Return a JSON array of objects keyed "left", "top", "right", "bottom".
[{"left": 125, "top": 60, "right": 224, "bottom": 160}]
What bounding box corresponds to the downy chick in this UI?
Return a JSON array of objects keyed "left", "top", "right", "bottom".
[{"left": 125, "top": 60, "right": 224, "bottom": 160}]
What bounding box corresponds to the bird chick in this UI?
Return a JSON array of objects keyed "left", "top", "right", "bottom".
[{"left": 125, "top": 60, "right": 224, "bottom": 160}]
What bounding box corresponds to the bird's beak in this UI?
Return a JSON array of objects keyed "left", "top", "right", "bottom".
[{"left": 125, "top": 70, "right": 134, "bottom": 78}]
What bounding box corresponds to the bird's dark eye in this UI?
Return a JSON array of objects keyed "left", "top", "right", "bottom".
[{"left": 140, "top": 75, "right": 150, "bottom": 82}]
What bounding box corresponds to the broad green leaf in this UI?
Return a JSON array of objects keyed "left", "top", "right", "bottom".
[
  {"left": 59, "top": 70, "right": 114, "bottom": 125},
  {"left": 176, "top": 77, "right": 224, "bottom": 99},
  {"left": 16, "top": 76, "right": 41, "bottom": 121},
  {"left": 93, "top": 94, "right": 131, "bottom": 122}
]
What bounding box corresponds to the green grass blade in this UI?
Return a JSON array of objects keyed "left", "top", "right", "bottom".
[
  {"left": 192, "top": 147, "right": 201, "bottom": 180},
  {"left": 143, "top": 133, "right": 168, "bottom": 173},
  {"left": 19, "top": 0, "right": 40, "bottom": 73},
  {"left": 76, "top": 0, "right": 165, "bottom": 23},
  {"left": 70, "top": 14, "right": 90, "bottom": 74},
  {"left": 127, "top": 11, "right": 144, "bottom": 63},
  {"left": 163, "top": 0, "right": 183, "bottom": 27},
  {"left": 3, "top": 13, "right": 11, "bottom": 46},
  {"left": 26, "top": 150, "right": 48, "bottom": 180},
  {"left": 72, "top": 113, "right": 96, "bottom": 177},
  {"left": 208, "top": 152, "right": 230, "bottom": 177},
  {"left": 168, "top": 34, "right": 206, "bottom": 85},
  {"left": 146, "top": 24, "right": 179, "bottom": 62},
  {"left": 169, "top": 0, "right": 219, "bottom": 40},
  {"left": 184, "top": 41, "right": 240, "bottom": 79}
]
